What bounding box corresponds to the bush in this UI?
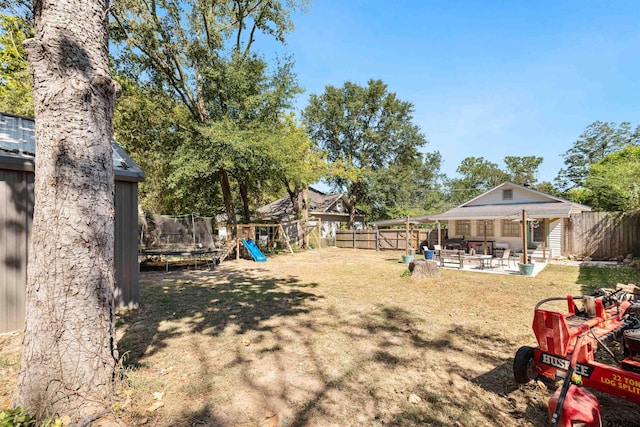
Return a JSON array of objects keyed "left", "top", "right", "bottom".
[
  {"left": 0, "top": 408, "right": 35, "bottom": 427},
  {"left": 0, "top": 408, "right": 61, "bottom": 427}
]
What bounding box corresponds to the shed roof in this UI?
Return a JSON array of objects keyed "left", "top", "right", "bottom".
[{"left": 0, "top": 112, "right": 144, "bottom": 182}]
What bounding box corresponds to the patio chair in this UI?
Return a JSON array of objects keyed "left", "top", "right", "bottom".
[
  {"left": 496, "top": 249, "right": 511, "bottom": 268},
  {"left": 433, "top": 244, "right": 442, "bottom": 261}
]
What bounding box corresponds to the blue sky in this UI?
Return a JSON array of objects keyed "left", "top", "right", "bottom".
[{"left": 263, "top": 0, "right": 640, "bottom": 184}]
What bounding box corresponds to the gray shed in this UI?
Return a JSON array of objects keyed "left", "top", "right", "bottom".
[{"left": 0, "top": 112, "right": 144, "bottom": 333}]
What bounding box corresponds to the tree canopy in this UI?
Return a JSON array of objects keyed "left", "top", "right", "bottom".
[
  {"left": 503, "top": 155, "right": 543, "bottom": 186},
  {"left": 571, "top": 144, "right": 640, "bottom": 211},
  {"left": 110, "top": 0, "right": 314, "bottom": 228},
  {"left": 303, "top": 79, "right": 432, "bottom": 225},
  {"left": 445, "top": 155, "right": 546, "bottom": 206},
  {"left": 556, "top": 121, "right": 640, "bottom": 192},
  {"left": 0, "top": 13, "right": 33, "bottom": 117}
]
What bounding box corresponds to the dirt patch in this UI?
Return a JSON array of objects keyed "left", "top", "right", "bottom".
[{"left": 1, "top": 248, "right": 639, "bottom": 425}]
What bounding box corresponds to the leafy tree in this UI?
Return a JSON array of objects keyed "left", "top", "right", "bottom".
[
  {"left": 446, "top": 157, "right": 509, "bottom": 205},
  {"left": 368, "top": 151, "right": 446, "bottom": 220},
  {"left": 113, "top": 77, "right": 197, "bottom": 214},
  {"left": 572, "top": 145, "right": 640, "bottom": 211},
  {"left": 446, "top": 155, "right": 550, "bottom": 204},
  {"left": 14, "top": 0, "right": 119, "bottom": 420},
  {"left": 303, "top": 79, "right": 428, "bottom": 227},
  {"left": 556, "top": 121, "right": 640, "bottom": 192},
  {"left": 535, "top": 181, "right": 562, "bottom": 198},
  {"left": 0, "top": 13, "right": 33, "bottom": 117},
  {"left": 503, "top": 155, "right": 543, "bottom": 186},
  {"left": 110, "top": 0, "right": 307, "bottom": 233}
]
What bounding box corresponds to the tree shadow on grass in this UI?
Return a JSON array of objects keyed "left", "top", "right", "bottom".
[
  {"left": 283, "top": 308, "right": 541, "bottom": 427},
  {"left": 386, "top": 325, "right": 550, "bottom": 427},
  {"left": 117, "top": 265, "right": 321, "bottom": 368},
  {"left": 577, "top": 266, "right": 640, "bottom": 295}
]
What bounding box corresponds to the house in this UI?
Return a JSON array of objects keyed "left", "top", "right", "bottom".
[
  {"left": 424, "top": 182, "right": 591, "bottom": 259},
  {"left": 0, "top": 112, "right": 144, "bottom": 333},
  {"left": 255, "top": 187, "right": 366, "bottom": 240}
]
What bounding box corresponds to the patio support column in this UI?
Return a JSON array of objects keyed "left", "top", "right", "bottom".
[
  {"left": 522, "top": 210, "right": 528, "bottom": 264},
  {"left": 405, "top": 216, "right": 410, "bottom": 255},
  {"left": 483, "top": 221, "right": 487, "bottom": 255},
  {"left": 542, "top": 219, "right": 547, "bottom": 261},
  {"left": 437, "top": 221, "right": 441, "bottom": 246}
]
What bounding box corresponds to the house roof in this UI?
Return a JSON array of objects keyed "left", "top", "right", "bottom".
[
  {"left": 427, "top": 201, "right": 587, "bottom": 221},
  {"left": 0, "top": 112, "right": 144, "bottom": 182},
  {"left": 371, "top": 182, "right": 591, "bottom": 226},
  {"left": 429, "top": 182, "right": 590, "bottom": 220},
  {"left": 256, "top": 187, "right": 364, "bottom": 221}
]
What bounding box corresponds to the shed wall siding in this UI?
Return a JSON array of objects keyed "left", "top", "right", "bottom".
[
  {"left": 0, "top": 169, "right": 33, "bottom": 333},
  {"left": 115, "top": 181, "right": 139, "bottom": 309},
  {"left": 0, "top": 172, "right": 138, "bottom": 333}
]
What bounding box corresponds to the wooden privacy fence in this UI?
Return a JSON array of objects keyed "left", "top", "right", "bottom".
[
  {"left": 336, "top": 229, "right": 446, "bottom": 251},
  {"left": 336, "top": 211, "right": 639, "bottom": 259},
  {"left": 564, "top": 211, "right": 640, "bottom": 259}
]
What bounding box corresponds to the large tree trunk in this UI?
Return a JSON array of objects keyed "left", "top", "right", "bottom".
[
  {"left": 219, "top": 167, "right": 237, "bottom": 237},
  {"left": 238, "top": 179, "right": 251, "bottom": 224},
  {"left": 14, "top": 0, "right": 119, "bottom": 421},
  {"left": 347, "top": 192, "right": 358, "bottom": 230},
  {"left": 300, "top": 187, "right": 309, "bottom": 248},
  {"left": 285, "top": 184, "right": 308, "bottom": 248}
]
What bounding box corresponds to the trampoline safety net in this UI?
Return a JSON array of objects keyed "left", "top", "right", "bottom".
[{"left": 139, "top": 214, "right": 217, "bottom": 250}]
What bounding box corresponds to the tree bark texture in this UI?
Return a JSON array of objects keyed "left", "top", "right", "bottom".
[
  {"left": 287, "top": 188, "right": 308, "bottom": 248},
  {"left": 300, "top": 187, "right": 309, "bottom": 248},
  {"left": 347, "top": 192, "right": 358, "bottom": 230},
  {"left": 219, "top": 167, "right": 237, "bottom": 237},
  {"left": 238, "top": 179, "right": 251, "bottom": 224},
  {"left": 409, "top": 260, "right": 440, "bottom": 279},
  {"left": 14, "top": 0, "right": 119, "bottom": 420}
]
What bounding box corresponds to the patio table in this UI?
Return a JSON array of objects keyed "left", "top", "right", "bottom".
[{"left": 463, "top": 254, "right": 493, "bottom": 270}]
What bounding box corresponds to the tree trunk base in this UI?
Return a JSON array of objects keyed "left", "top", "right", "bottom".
[{"left": 409, "top": 259, "right": 440, "bottom": 279}]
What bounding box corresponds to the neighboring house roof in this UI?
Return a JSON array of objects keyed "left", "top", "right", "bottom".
[
  {"left": 0, "top": 111, "right": 144, "bottom": 182},
  {"left": 256, "top": 187, "right": 364, "bottom": 221},
  {"left": 371, "top": 182, "right": 591, "bottom": 226}
]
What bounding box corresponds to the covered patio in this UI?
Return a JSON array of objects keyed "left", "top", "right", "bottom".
[
  {"left": 380, "top": 183, "right": 592, "bottom": 275},
  {"left": 425, "top": 250, "right": 548, "bottom": 276}
]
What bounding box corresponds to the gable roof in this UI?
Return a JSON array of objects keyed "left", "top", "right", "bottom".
[
  {"left": 429, "top": 182, "right": 590, "bottom": 221},
  {"left": 256, "top": 187, "right": 364, "bottom": 221},
  {"left": 371, "top": 182, "right": 591, "bottom": 227},
  {"left": 0, "top": 111, "right": 144, "bottom": 182}
]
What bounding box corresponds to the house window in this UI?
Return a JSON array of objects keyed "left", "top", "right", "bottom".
[
  {"left": 455, "top": 220, "right": 471, "bottom": 235},
  {"left": 502, "top": 189, "right": 513, "bottom": 200},
  {"left": 476, "top": 220, "right": 494, "bottom": 236},
  {"left": 502, "top": 219, "right": 520, "bottom": 237}
]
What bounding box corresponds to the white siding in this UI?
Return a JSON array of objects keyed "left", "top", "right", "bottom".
[
  {"left": 468, "top": 185, "right": 556, "bottom": 206},
  {"left": 548, "top": 220, "right": 562, "bottom": 259}
]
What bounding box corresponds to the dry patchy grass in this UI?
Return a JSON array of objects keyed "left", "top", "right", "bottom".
[{"left": 2, "top": 248, "right": 640, "bottom": 426}]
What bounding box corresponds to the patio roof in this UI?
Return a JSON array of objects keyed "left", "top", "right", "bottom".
[
  {"left": 371, "top": 182, "right": 591, "bottom": 226},
  {"left": 426, "top": 201, "right": 589, "bottom": 221}
]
